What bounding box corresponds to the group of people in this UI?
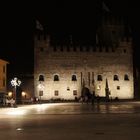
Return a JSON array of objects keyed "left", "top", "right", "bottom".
[{"left": 80, "top": 92, "right": 101, "bottom": 104}]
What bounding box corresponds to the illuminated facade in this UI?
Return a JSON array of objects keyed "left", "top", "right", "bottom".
[
  {"left": 0, "top": 59, "right": 9, "bottom": 96},
  {"left": 34, "top": 16, "right": 134, "bottom": 100}
]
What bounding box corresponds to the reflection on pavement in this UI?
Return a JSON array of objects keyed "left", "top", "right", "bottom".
[{"left": 0, "top": 102, "right": 140, "bottom": 116}]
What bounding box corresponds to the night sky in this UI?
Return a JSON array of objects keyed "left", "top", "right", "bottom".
[{"left": 0, "top": 0, "right": 140, "bottom": 77}]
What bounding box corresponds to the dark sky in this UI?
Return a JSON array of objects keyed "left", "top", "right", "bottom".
[{"left": 0, "top": 0, "right": 140, "bottom": 77}]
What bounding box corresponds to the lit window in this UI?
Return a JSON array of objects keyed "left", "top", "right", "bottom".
[
  {"left": 72, "top": 75, "right": 77, "bottom": 81},
  {"left": 39, "top": 75, "right": 44, "bottom": 81},
  {"left": 124, "top": 74, "right": 129, "bottom": 81},
  {"left": 54, "top": 75, "right": 59, "bottom": 81},
  {"left": 114, "top": 75, "right": 119, "bottom": 81},
  {"left": 97, "top": 75, "right": 102, "bottom": 81}
]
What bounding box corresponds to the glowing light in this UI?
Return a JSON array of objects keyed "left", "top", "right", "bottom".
[
  {"left": 10, "top": 77, "right": 21, "bottom": 106},
  {"left": 38, "top": 83, "right": 44, "bottom": 89},
  {"left": 22, "top": 91, "right": 26, "bottom": 97},
  {"left": 16, "top": 128, "right": 24, "bottom": 131},
  {"left": 6, "top": 109, "right": 27, "bottom": 115},
  {"left": 8, "top": 92, "right": 12, "bottom": 97},
  {"left": 97, "top": 85, "right": 101, "bottom": 90}
]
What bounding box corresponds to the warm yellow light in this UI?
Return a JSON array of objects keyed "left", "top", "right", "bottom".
[
  {"left": 6, "top": 109, "right": 27, "bottom": 115},
  {"left": 8, "top": 92, "right": 12, "bottom": 97},
  {"left": 22, "top": 92, "right": 26, "bottom": 97}
]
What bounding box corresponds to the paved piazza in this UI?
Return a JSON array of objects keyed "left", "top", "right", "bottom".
[{"left": 1, "top": 102, "right": 140, "bottom": 140}]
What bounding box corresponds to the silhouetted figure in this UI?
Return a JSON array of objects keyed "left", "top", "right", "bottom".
[{"left": 91, "top": 91, "right": 95, "bottom": 105}]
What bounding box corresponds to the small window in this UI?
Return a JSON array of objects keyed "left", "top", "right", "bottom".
[
  {"left": 67, "top": 87, "right": 70, "bottom": 91},
  {"left": 54, "top": 90, "right": 59, "bottom": 96},
  {"left": 114, "top": 75, "right": 119, "bottom": 81},
  {"left": 97, "top": 75, "right": 102, "bottom": 81},
  {"left": 72, "top": 75, "right": 77, "bottom": 81},
  {"left": 73, "top": 90, "right": 77, "bottom": 96},
  {"left": 117, "top": 86, "right": 120, "bottom": 90},
  {"left": 124, "top": 74, "right": 129, "bottom": 81},
  {"left": 54, "top": 75, "right": 59, "bottom": 81},
  {"left": 39, "top": 75, "right": 44, "bottom": 81}
]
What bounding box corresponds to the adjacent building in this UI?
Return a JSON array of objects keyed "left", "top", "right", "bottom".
[{"left": 0, "top": 59, "right": 9, "bottom": 101}]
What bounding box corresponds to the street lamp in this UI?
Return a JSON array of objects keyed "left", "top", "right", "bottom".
[
  {"left": 8, "top": 92, "right": 13, "bottom": 98},
  {"left": 11, "top": 77, "right": 21, "bottom": 107}
]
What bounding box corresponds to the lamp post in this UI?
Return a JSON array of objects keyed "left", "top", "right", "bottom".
[{"left": 11, "top": 77, "right": 21, "bottom": 107}]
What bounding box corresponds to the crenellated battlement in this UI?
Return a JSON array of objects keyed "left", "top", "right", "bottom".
[{"left": 35, "top": 35, "right": 132, "bottom": 54}]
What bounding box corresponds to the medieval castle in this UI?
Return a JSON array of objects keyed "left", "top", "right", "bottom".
[{"left": 34, "top": 15, "right": 134, "bottom": 101}]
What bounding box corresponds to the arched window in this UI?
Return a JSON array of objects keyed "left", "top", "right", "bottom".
[
  {"left": 114, "top": 75, "right": 119, "bottom": 81},
  {"left": 97, "top": 75, "right": 102, "bottom": 81},
  {"left": 72, "top": 75, "right": 77, "bottom": 81},
  {"left": 39, "top": 75, "right": 44, "bottom": 81},
  {"left": 54, "top": 75, "right": 59, "bottom": 81},
  {"left": 124, "top": 74, "right": 129, "bottom": 81}
]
